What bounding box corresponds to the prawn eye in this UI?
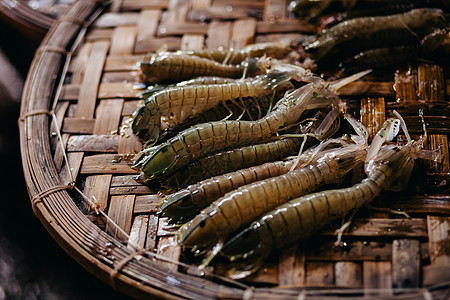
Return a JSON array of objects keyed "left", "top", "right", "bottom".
[
  {"left": 242, "top": 229, "right": 252, "bottom": 239},
  {"left": 199, "top": 219, "right": 206, "bottom": 228}
]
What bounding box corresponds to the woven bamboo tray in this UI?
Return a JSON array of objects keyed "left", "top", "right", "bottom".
[{"left": 19, "top": 0, "right": 450, "bottom": 299}]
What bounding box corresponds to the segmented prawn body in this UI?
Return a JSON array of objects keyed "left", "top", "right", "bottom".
[
  {"left": 339, "top": 27, "right": 450, "bottom": 73},
  {"left": 303, "top": 8, "right": 446, "bottom": 61},
  {"left": 176, "top": 42, "right": 293, "bottom": 64},
  {"left": 136, "top": 77, "right": 340, "bottom": 179},
  {"left": 140, "top": 53, "right": 265, "bottom": 84},
  {"left": 290, "top": 0, "right": 449, "bottom": 20},
  {"left": 176, "top": 76, "right": 238, "bottom": 86},
  {"left": 177, "top": 138, "right": 367, "bottom": 254},
  {"left": 160, "top": 136, "right": 304, "bottom": 190},
  {"left": 155, "top": 103, "right": 244, "bottom": 145},
  {"left": 131, "top": 71, "right": 293, "bottom": 141},
  {"left": 219, "top": 116, "right": 430, "bottom": 279}
]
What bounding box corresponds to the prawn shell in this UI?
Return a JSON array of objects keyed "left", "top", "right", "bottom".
[{"left": 140, "top": 54, "right": 243, "bottom": 83}]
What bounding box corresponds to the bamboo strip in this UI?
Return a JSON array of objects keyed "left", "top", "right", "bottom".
[
  {"left": 206, "top": 21, "right": 231, "bottom": 49},
  {"left": 335, "top": 262, "right": 362, "bottom": 288},
  {"left": 392, "top": 239, "right": 420, "bottom": 289},
  {"left": 363, "top": 261, "right": 392, "bottom": 296},
  {"left": 76, "top": 41, "right": 110, "bottom": 118},
  {"left": 94, "top": 99, "right": 124, "bottom": 135}
]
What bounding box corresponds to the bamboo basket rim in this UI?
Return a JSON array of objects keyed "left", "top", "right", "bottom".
[
  {"left": 0, "top": 0, "right": 57, "bottom": 38},
  {"left": 18, "top": 1, "right": 450, "bottom": 299}
]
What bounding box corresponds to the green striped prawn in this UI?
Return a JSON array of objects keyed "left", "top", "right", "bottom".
[
  {"left": 159, "top": 136, "right": 303, "bottom": 190},
  {"left": 303, "top": 8, "right": 446, "bottom": 61},
  {"left": 218, "top": 112, "right": 437, "bottom": 279},
  {"left": 175, "top": 41, "right": 295, "bottom": 65},
  {"left": 132, "top": 68, "right": 298, "bottom": 142},
  {"left": 140, "top": 53, "right": 266, "bottom": 84},
  {"left": 176, "top": 115, "right": 371, "bottom": 260},
  {"left": 134, "top": 70, "right": 370, "bottom": 179},
  {"left": 140, "top": 76, "right": 276, "bottom": 144}
]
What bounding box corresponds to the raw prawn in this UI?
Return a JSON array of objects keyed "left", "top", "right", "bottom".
[
  {"left": 174, "top": 42, "right": 294, "bottom": 65},
  {"left": 159, "top": 107, "right": 340, "bottom": 188},
  {"left": 159, "top": 136, "right": 304, "bottom": 190},
  {"left": 339, "top": 28, "right": 449, "bottom": 72},
  {"left": 303, "top": 8, "right": 446, "bottom": 61},
  {"left": 140, "top": 53, "right": 266, "bottom": 84},
  {"left": 160, "top": 134, "right": 345, "bottom": 222}
]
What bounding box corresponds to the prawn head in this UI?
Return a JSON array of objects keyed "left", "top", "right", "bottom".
[
  {"left": 131, "top": 105, "right": 162, "bottom": 143},
  {"left": 219, "top": 222, "right": 272, "bottom": 279},
  {"left": 140, "top": 143, "right": 180, "bottom": 178}
]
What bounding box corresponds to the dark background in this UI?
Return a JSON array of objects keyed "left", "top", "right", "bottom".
[{"left": 0, "top": 15, "right": 133, "bottom": 300}]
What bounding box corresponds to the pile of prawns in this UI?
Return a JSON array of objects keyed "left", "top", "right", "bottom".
[{"left": 128, "top": 31, "right": 441, "bottom": 278}]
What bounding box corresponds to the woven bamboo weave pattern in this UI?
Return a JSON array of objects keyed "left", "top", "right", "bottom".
[{"left": 19, "top": 0, "right": 450, "bottom": 298}]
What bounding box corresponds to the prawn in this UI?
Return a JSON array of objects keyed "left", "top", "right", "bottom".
[
  {"left": 339, "top": 28, "right": 449, "bottom": 73},
  {"left": 303, "top": 8, "right": 446, "bottom": 61},
  {"left": 218, "top": 112, "right": 437, "bottom": 279},
  {"left": 131, "top": 70, "right": 296, "bottom": 142},
  {"left": 174, "top": 42, "right": 294, "bottom": 65},
  {"left": 154, "top": 103, "right": 244, "bottom": 146},
  {"left": 139, "top": 53, "right": 266, "bottom": 84},
  {"left": 135, "top": 70, "right": 369, "bottom": 178},
  {"left": 289, "top": 0, "right": 448, "bottom": 20},
  {"left": 159, "top": 136, "right": 304, "bottom": 189}
]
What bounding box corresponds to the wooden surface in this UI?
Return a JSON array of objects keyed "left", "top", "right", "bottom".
[{"left": 19, "top": 0, "right": 450, "bottom": 299}]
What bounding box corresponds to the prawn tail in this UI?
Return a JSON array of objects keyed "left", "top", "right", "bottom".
[
  {"left": 225, "top": 256, "right": 269, "bottom": 280},
  {"left": 312, "top": 106, "right": 340, "bottom": 141},
  {"left": 264, "top": 71, "right": 295, "bottom": 90},
  {"left": 131, "top": 146, "right": 158, "bottom": 169},
  {"left": 330, "top": 69, "right": 372, "bottom": 91},
  {"left": 241, "top": 57, "right": 267, "bottom": 77}
]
